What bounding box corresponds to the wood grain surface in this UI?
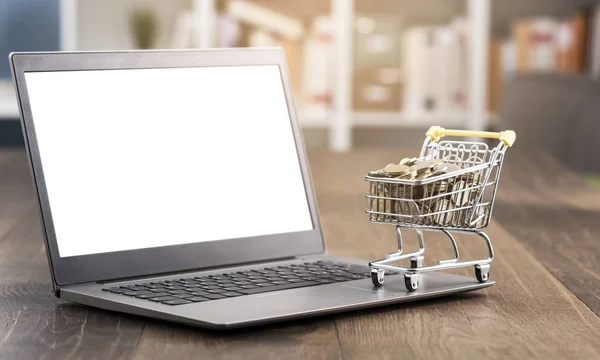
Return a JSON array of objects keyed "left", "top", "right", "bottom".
[
  {"left": 0, "top": 148, "right": 598, "bottom": 360},
  {"left": 493, "top": 149, "right": 600, "bottom": 317}
]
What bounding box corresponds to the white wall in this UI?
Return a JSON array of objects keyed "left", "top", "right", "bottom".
[{"left": 77, "top": 0, "right": 192, "bottom": 50}]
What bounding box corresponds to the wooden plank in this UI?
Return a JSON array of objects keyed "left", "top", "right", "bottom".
[
  {"left": 133, "top": 320, "right": 343, "bottom": 360},
  {"left": 309, "top": 147, "right": 600, "bottom": 318},
  {"left": 307, "top": 148, "right": 600, "bottom": 360},
  {"left": 0, "top": 151, "right": 146, "bottom": 360},
  {"left": 494, "top": 149, "right": 600, "bottom": 316},
  {"left": 0, "top": 147, "right": 599, "bottom": 359},
  {"left": 0, "top": 211, "right": 147, "bottom": 360}
]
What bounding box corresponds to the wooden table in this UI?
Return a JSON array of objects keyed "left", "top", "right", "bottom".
[{"left": 0, "top": 148, "right": 598, "bottom": 359}]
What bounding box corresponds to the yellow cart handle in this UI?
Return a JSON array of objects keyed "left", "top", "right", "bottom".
[{"left": 426, "top": 126, "right": 516, "bottom": 147}]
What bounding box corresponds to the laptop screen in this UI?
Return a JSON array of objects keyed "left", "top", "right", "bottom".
[{"left": 24, "top": 65, "right": 313, "bottom": 258}]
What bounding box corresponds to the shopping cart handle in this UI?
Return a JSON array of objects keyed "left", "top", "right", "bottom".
[{"left": 426, "top": 126, "right": 516, "bottom": 147}]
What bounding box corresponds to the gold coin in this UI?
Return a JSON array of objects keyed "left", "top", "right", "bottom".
[
  {"left": 472, "top": 205, "right": 489, "bottom": 228},
  {"left": 373, "top": 183, "right": 392, "bottom": 222},
  {"left": 432, "top": 199, "right": 454, "bottom": 226},
  {"left": 410, "top": 160, "right": 440, "bottom": 174},
  {"left": 415, "top": 171, "right": 432, "bottom": 180},
  {"left": 368, "top": 169, "right": 392, "bottom": 178},
  {"left": 383, "top": 164, "right": 410, "bottom": 176},
  {"left": 397, "top": 170, "right": 417, "bottom": 180},
  {"left": 426, "top": 163, "right": 449, "bottom": 178},
  {"left": 394, "top": 199, "right": 413, "bottom": 216},
  {"left": 388, "top": 184, "right": 413, "bottom": 199},
  {"left": 451, "top": 180, "right": 471, "bottom": 206},
  {"left": 422, "top": 181, "right": 449, "bottom": 196},
  {"left": 466, "top": 172, "right": 482, "bottom": 185},
  {"left": 443, "top": 164, "right": 463, "bottom": 174},
  {"left": 399, "top": 157, "right": 418, "bottom": 166}
]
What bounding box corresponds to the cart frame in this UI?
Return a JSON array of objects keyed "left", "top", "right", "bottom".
[{"left": 365, "top": 126, "right": 515, "bottom": 291}]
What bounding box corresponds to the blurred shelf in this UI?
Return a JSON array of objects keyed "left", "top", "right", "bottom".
[
  {"left": 297, "top": 107, "right": 331, "bottom": 128},
  {"left": 297, "top": 110, "right": 498, "bottom": 128},
  {"left": 353, "top": 111, "right": 469, "bottom": 127},
  {"left": 0, "top": 88, "right": 495, "bottom": 130},
  {"left": 0, "top": 83, "right": 19, "bottom": 119}
]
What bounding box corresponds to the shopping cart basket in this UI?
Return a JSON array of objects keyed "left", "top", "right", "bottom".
[{"left": 365, "top": 126, "right": 516, "bottom": 291}]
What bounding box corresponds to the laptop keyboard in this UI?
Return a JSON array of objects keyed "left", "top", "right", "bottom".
[{"left": 102, "top": 261, "right": 383, "bottom": 306}]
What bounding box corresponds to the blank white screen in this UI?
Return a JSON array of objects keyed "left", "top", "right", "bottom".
[{"left": 25, "top": 65, "right": 313, "bottom": 258}]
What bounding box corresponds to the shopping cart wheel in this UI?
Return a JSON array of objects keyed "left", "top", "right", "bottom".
[
  {"left": 475, "top": 264, "right": 490, "bottom": 283},
  {"left": 371, "top": 270, "right": 385, "bottom": 286},
  {"left": 404, "top": 273, "right": 419, "bottom": 291}
]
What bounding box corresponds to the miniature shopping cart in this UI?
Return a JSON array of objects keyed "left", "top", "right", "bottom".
[{"left": 365, "top": 126, "right": 516, "bottom": 291}]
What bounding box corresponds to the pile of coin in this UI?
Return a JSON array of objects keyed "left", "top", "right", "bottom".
[{"left": 367, "top": 157, "right": 488, "bottom": 228}]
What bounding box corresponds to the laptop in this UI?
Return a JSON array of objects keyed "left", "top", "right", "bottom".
[{"left": 10, "top": 49, "right": 492, "bottom": 329}]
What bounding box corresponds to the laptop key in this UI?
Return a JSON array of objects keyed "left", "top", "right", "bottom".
[
  {"left": 208, "top": 276, "right": 226, "bottom": 280},
  {"left": 150, "top": 287, "right": 170, "bottom": 293},
  {"left": 191, "top": 292, "right": 225, "bottom": 300},
  {"left": 187, "top": 297, "right": 210, "bottom": 302},
  {"left": 206, "top": 289, "right": 227, "bottom": 294},
  {"left": 148, "top": 296, "right": 178, "bottom": 302},
  {"left": 223, "top": 286, "right": 243, "bottom": 291},
  {"left": 272, "top": 281, "right": 289, "bottom": 285},
  {"left": 172, "top": 294, "right": 193, "bottom": 299},
  {"left": 233, "top": 281, "right": 253, "bottom": 286},
  {"left": 248, "top": 279, "right": 267, "bottom": 283},
  {"left": 184, "top": 287, "right": 203, "bottom": 293},
  {"left": 162, "top": 299, "right": 192, "bottom": 306},
  {"left": 240, "top": 285, "right": 259, "bottom": 289},
  {"left": 105, "top": 288, "right": 127, "bottom": 294},
  {"left": 142, "top": 292, "right": 170, "bottom": 298},
  {"left": 169, "top": 290, "right": 189, "bottom": 295},
  {"left": 136, "top": 293, "right": 165, "bottom": 299},
  {"left": 199, "top": 293, "right": 226, "bottom": 300},
  {"left": 221, "top": 292, "right": 243, "bottom": 297},
  {"left": 239, "top": 281, "right": 319, "bottom": 295}
]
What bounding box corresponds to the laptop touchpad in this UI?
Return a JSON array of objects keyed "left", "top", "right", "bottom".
[{"left": 185, "top": 273, "right": 488, "bottom": 327}]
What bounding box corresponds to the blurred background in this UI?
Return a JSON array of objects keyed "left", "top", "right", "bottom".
[{"left": 1, "top": 0, "right": 600, "bottom": 179}]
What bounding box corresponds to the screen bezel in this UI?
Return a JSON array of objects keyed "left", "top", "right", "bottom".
[{"left": 10, "top": 49, "right": 325, "bottom": 286}]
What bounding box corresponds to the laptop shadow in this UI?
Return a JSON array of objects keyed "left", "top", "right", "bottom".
[{"left": 56, "top": 291, "right": 485, "bottom": 340}]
